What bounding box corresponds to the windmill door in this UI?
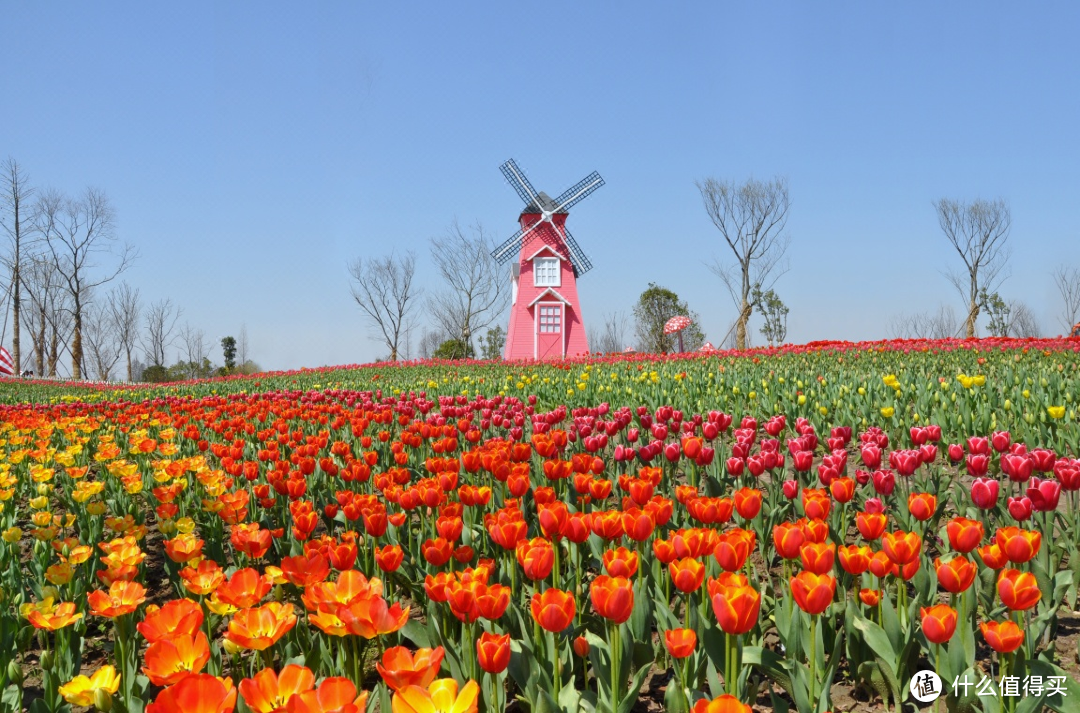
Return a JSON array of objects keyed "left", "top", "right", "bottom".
[{"left": 535, "top": 303, "right": 564, "bottom": 359}]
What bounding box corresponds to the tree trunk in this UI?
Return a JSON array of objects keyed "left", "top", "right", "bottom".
[
  {"left": 736, "top": 300, "right": 751, "bottom": 350},
  {"left": 71, "top": 305, "right": 83, "bottom": 379},
  {"left": 12, "top": 261, "right": 19, "bottom": 373},
  {"left": 48, "top": 326, "right": 58, "bottom": 377},
  {"left": 36, "top": 311, "right": 45, "bottom": 374},
  {"left": 966, "top": 298, "right": 978, "bottom": 338},
  {"left": 126, "top": 349, "right": 133, "bottom": 382}
]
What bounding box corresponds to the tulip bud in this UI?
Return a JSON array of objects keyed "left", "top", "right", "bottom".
[
  {"left": 573, "top": 635, "right": 590, "bottom": 657},
  {"left": 94, "top": 688, "right": 114, "bottom": 712},
  {"left": 782, "top": 480, "right": 799, "bottom": 499},
  {"left": 40, "top": 649, "right": 54, "bottom": 670},
  {"left": 6, "top": 659, "right": 21, "bottom": 685}
]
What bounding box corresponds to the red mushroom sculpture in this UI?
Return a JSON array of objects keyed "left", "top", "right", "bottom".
[{"left": 663, "top": 315, "right": 693, "bottom": 353}]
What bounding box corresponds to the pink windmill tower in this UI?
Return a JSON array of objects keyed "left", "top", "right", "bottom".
[{"left": 492, "top": 159, "right": 604, "bottom": 360}]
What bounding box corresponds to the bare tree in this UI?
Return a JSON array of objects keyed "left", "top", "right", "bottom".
[
  {"left": 1051, "top": 265, "right": 1080, "bottom": 332},
  {"left": 416, "top": 328, "right": 446, "bottom": 359},
  {"left": 1009, "top": 301, "right": 1041, "bottom": 338},
  {"left": 588, "top": 311, "right": 629, "bottom": 354},
  {"left": 36, "top": 187, "right": 136, "bottom": 378},
  {"left": 935, "top": 197, "right": 1011, "bottom": 338},
  {"left": 698, "top": 176, "right": 791, "bottom": 350},
  {"left": 348, "top": 250, "right": 421, "bottom": 361},
  {"left": 20, "top": 252, "right": 71, "bottom": 376},
  {"left": 428, "top": 221, "right": 510, "bottom": 356},
  {"left": 1, "top": 158, "right": 35, "bottom": 373},
  {"left": 237, "top": 323, "right": 249, "bottom": 368},
  {"left": 179, "top": 322, "right": 209, "bottom": 378},
  {"left": 82, "top": 301, "right": 121, "bottom": 380},
  {"left": 107, "top": 282, "right": 141, "bottom": 381},
  {"left": 889, "top": 304, "right": 959, "bottom": 340},
  {"left": 143, "top": 298, "right": 181, "bottom": 367}
]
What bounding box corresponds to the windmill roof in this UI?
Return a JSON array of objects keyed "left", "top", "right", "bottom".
[{"left": 522, "top": 191, "right": 568, "bottom": 215}]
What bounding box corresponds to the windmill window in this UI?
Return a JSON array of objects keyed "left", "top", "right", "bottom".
[
  {"left": 533, "top": 257, "right": 560, "bottom": 287},
  {"left": 539, "top": 305, "right": 561, "bottom": 333}
]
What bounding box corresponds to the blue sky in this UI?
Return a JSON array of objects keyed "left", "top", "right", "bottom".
[{"left": 4, "top": 3, "right": 1079, "bottom": 370}]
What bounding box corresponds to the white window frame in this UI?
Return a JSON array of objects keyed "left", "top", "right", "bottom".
[{"left": 533, "top": 257, "right": 561, "bottom": 288}]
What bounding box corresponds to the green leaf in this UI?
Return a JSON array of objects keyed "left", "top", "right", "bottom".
[
  {"left": 853, "top": 614, "right": 899, "bottom": 667},
  {"left": 618, "top": 662, "right": 654, "bottom": 713},
  {"left": 401, "top": 618, "right": 432, "bottom": 649},
  {"left": 664, "top": 678, "right": 690, "bottom": 713}
]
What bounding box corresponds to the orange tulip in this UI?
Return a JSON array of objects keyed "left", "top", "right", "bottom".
[
  {"left": 280, "top": 553, "right": 331, "bottom": 588},
  {"left": 945, "top": 517, "right": 984, "bottom": 553},
  {"left": 907, "top": 493, "right": 937, "bottom": 521},
  {"left": 225, "top": 602, "right": 297, "bottom": 651},
  {"left": 856, "top": 511, "right": 887, "bottom": 541},
  {"left": 772, "top": 522, "right": 804, "bottom": 559},
  {"left": 859, "top": 588, "right": 882, "bottom": 606},
  {"left": 138, "top": 599, "right": 205, "bottom": 643},
  {"left": 591, "top": 575, "right": 634, "bottom": 624},
  {"left": 977, "top": 543, "right": 1008, "bottom": 570},
  {"left": 164, "top": 534, "right": 205, "bottom": 563},
  {"left": 145, "top": 674, "right": 237, "bottom": 713},
  {"left": 531, "top": 588, "right": 576, "bottom": 632},
  {"left": 882, "top": 531, "right": 921, "bottom": 565},
  {"left": 516, "top": 538, "right": 555, "bottom": 581},
  {"left": 802, "top": 489, "right": 831, "bottom": 520},
  {"left": 88, "top": 580, "right": 147, "bottom": 618},
  {"left": 691, "top": 693, "right": 752, "bottom": 713},
  {"left": 390, "top": 678, "right": 479, "bottom": 713},
  {"left": 799, "top": 542, "right": 835, "bottom": 575},
  {"left": 838, "top": 545, "right": 872, "bottom": 576},
  {"left": 602, "top": 547, "right": 639, "bottom": 578},
  {"left": 26, "top": 601, "right": 83, "bottom": 630},
  {"left": 231, "top": 523, "right": 273, "bottom": 559},
  {"left": 287, "top": 677, "right": 368, "bottom": 713},
  {"left": 710, "top": 580, "right": 761, "bottom": 635},
  {"left": 891, "top": 558, "right": 921, "bottom": 581},
  {"left": 668, "top": 557, "right": 706, "bottom": 593},
  {"left": 239, "top": 664, "right": 316, "bottom": 713},
  {"left": 934, "top": 556, "right": 977, "bottom": 594},
  {"left": 216, "top": 568, "right": 273, "bottom": 609},
  {"left": 664, "top": 628, "right": 697, "bottom": 659},
  {"left": 789, "top": 572, "right": 835, "bottom": 615},
  {"left": 829, "top": 477, "right": 856, "bottom": 504},
  {"left": 980, "top": 620, "right": 1024, "bottom": 654},
  {"left": 867, "top": 550, "right": 892, "bottom": 579},
  {"left": 376, "top": 545, "right": 405, "bottom": 573},
  {"left": 338, "top": 596, "right": 410, "bottom": 638},
  {"left": 421, "top": 538, "right": 453, "bottom": 567},
  {"left": 143, "top": 632, "right": 212, "bottom": 686},
  {"left": 377, "top": 647, "right": 446, "bottom": 691},
  {"left": 800, "top": 518, "right": 830, "bottom": 544},
  {"left": 733, "top": 488, "right": 762, "bottom": 519},
  {"left": 713, "top": 529, "right": 755, "bottom": 572},
  {"left": 476, "top": 633, "right": 511, "bottom": 674},
  {"left": 181, "top": 560, "right": 226, "bottom": 596},
  {"left": 997, "top": 569, "right": 1041, "bottom": 611},
  {"left": 920, "top": 604, "right": 957, "bottom": 644},
  {"left": 994, "top": 527, "right": 1041, "bottom": 564}
]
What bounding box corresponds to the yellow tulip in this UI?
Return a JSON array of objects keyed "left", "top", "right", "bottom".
[
  {"left": 880, "top": 407, "right": 895, "bottom": 418},
  {"left": 59, "top": 665, "right": 121, "bottom": 708},
  {"left": 1047, "top": 406, "right": 1066, "bottom": 420}
]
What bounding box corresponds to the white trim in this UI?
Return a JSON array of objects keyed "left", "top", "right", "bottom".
[
  {"left": 528, "top": 287, "right": 572, "bottom": 308},
  {"left": 525, "top": 245, "right": 565, "bottom": 262}
]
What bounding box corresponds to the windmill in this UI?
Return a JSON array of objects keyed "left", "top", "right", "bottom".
[{"left": 493, "top": 159, "right": 604, "bottom": 360}]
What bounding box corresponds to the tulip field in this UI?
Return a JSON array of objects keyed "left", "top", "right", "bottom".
[{"left": 4, "top": 337, "right": 1080, "bottom": 713}]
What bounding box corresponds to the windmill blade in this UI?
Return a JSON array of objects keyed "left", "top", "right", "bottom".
[
  {"left": 562, "top": 228, "right": 594, "bottom": 277},
  {"left": 500, "top": 159, "right": 543, "bottom": 208},
  {"left": 552, "top": 171, "right": 604, "bottom": 213},
  {"left": 490, "top": 216, "right": 548, "bottom": 264},
  {"left": 490, "top": 228, "right": 526, "bottom": 264}
]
